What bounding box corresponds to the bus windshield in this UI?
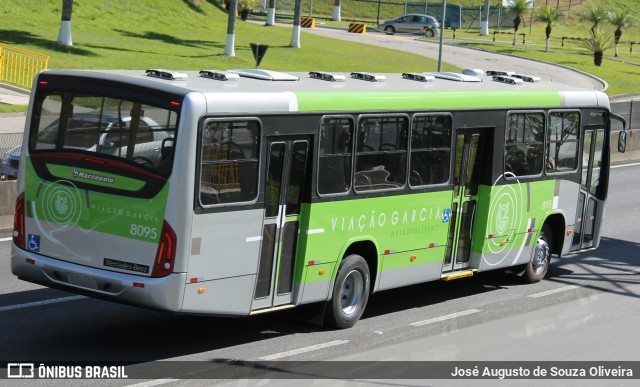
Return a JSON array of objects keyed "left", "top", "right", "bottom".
[{"left": 29, "top": 93, "right": 179, "bottom": 176}]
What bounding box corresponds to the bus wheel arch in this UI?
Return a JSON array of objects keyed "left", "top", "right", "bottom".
[
  {"left": 325, "top": 253, "right": 371, "bottom": 329},
  {"left": 543, "top": 213, "right": 565, "bottom": 257},
  {"left": 522, "top": 224, "right": 553, "bottom": 283},
  {"left": 324, "top": 240, "right": 377, "bottom": 329}
]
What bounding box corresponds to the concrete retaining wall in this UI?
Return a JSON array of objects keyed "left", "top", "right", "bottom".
[{"left": 0, "top": 180, "right": 16, "bottom": 230}]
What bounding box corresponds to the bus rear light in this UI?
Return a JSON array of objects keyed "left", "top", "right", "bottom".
[
  {"left": 13, "top": 192, "right": 25, "bottom": 250},
  {"left": 488, "top": 234, "right": 494, "bottom": 239},
  {"left": 151, "top": 220, "right": 177, "bottom": 277},
  {"left": 527, "top": 228, "right": 533, "bottom": 233},
  {"left": 39, "top": 81, "right": 48, "bottom": 85},
  {"left": 170, "top": 101, "right": 181, "bottom": 107}
]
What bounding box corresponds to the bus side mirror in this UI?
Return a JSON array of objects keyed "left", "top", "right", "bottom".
[{"left": 618, "top": 131, "right": 627, "bottom": 153}]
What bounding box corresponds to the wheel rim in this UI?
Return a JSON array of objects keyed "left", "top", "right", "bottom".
[
  {"left": 340, "top": 269, "right": 364, "bottom": 315},
  {"left": 532, "top": 237, "right": 550, "bottom": 274}
]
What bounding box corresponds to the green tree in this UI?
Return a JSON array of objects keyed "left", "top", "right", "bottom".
[
  {"left": 608, "top": 10, "right": 636, "bottom": 57},
  {"left": 480, "top": 0, "right": 490, "bottom": 36},
  {"left": 506, "top": 0, "right": 532, "bottom": 46},
  {"left": 224, "top": 0, "right": 238, "bottom": 56},
  {"left": 266, "top": 0, "right": 276, "bottom": 26},
  {"left": 333, "top": 0, "right": 342, "bottom": 21},
  {"left": 581, "top": 4, "right": 607, "bottom": 32},
  {"left": 290, "top": 0, "right": 302, "bottom": 48},
  {"left": 577, "top": 27, "right": 616, "bottom": 67},
  {"left": 56, "top": 0, "right": 73, "bottom": 47},
  {"left": 535, "top": 5, "right": 564, "bottom": 52}
]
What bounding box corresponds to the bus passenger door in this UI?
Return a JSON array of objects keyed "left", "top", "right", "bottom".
[
  {"left": 252, "top": 138, "right": 310, "bottom": 310},
  {"left": 443, "top": 129, "right": 487, "bottom": 273},
  {"left": 572, "top": 128, "right": 606, "bottom": 251}
]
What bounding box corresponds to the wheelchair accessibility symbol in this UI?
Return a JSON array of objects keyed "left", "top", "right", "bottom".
[
  {"left": 442, "top": 208, "right": 451, "bottom": 223},
  {"left": 28, "top": 234, "right": 41, "bottom": 252}
]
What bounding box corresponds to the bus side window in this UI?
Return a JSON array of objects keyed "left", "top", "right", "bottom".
[
  {"left": 354, "top": 116, "right": 408, "bottom": 192},
  {"left": 505, "top": 112, "right": 544, "bottom": 177},
  {"left": 410, "top": 115, "right": 451, "bottom": 186},
  {"left": 200, "top": 120, "right": 260, "bottom": 205},
  {"left": 318, "top": 117, "right": 353, "bottom": 195},
  {"left": 546, "top": 111, "right": 579, "bottom": 173}
]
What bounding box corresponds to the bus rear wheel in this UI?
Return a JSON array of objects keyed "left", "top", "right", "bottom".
[
  {"left": 325, "top": 254, "right": 370, "bottom": 329},
  {"left": 523, "top": 224, "right": 552, "bottom": 283}
]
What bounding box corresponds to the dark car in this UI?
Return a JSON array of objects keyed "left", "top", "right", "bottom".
[
  {"left": 0, "top": 145, "right": 20, "bottom": 179},
  {"left": 378, "top": 14, "right": 440, "bottom": 37}
]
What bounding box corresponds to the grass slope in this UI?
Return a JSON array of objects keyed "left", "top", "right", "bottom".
[{"left": 0, "top": 0, "right": 454, "bottom": 72}]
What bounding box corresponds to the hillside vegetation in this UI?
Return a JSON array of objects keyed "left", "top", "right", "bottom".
[
  {"left": 0, "top": 0, "right": 452, "bottom": 72},
  {"left": 0, "top": 0, "right": 638, "bottom": 96}
]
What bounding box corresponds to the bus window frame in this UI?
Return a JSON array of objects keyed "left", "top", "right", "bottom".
[
  {"left": 545, "top": 109, "right": 581, "bottom": 176},
  {"left": 316, "top": 114, "right": 355, "bottom": 198},
  {"left": 197, "top": 116, "right": 262, "bottom": 208},
  {"left": 409, "top": 112, "right": 453, "bottom": 189},
  {"left": 354, "top": 113, "right": 410, "bottom": 194},
  {"left": 504, "top": 110, "right": 546, "bottom": 179}
]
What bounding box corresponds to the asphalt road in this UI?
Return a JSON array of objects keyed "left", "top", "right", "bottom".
[{"left": 0, "top": 163, "right": 639, "bottom": 386}]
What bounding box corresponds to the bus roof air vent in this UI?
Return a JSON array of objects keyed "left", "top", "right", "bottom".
[
  {"left": 492, "top": 75, "right": 523, "bottom": 85},
  {"left": 402, "top": 73, "right": 436, "bottom": 82},
  {"left": 512, "top": 74, "right": 541, "bottom": 83},
  {"left": 145, "top": 69, "right": 188, "bottom": 81},
  {"left": 462, "top": 69, "right": 484, "bottom": 76},
  {"left": 309, "top": 72, "right": 346, "bottom": 82},
  {"left": 199, "top": 70, "right": 240, "bottom": 81},
  {"left": 425, "top": 72, "right": 482, "bottom": 82},
  {"left": 486, "top": 70, "right": 515, "bottom": 77},
  {"left": 227, "top": 69, "right": 300, "bottom": 81},
  {"left": 350, "top": 72, "right": 386, "bottom": 82}
]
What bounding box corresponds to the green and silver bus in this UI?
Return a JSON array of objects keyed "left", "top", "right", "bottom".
[{"left": 11, "top": 69, "right": 625, "bottom": 328}]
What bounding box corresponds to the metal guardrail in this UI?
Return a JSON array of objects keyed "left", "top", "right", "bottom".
[
  {"left": 0, "top": 44, "right": 49, "bottom": 89},
  {"left": 611, "top": 98, "right": 640, "bottom": 132}
]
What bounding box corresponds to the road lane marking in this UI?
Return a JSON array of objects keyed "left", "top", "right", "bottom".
[
  {"left": 0, "top": 295, "right": 86, "bottom": 312},
  {"left": 0, "top": 237, "right": 12, "bottom": 242},
  {"left": 611, "top": 162, "right": 640, "bottom": 169},
  {"left": 409, "top": 309, "right": 481, "bottom": 327},
  {"left": 259, "top": 339, "right": 349, "bottom": 360},
  {"left": 527, "top": 285, "right": 580, "bottom": 299},
  {"left": 125, "top": 380, "right": 179, "bottom": 387}
]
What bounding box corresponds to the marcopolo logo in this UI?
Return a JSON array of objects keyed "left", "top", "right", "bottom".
[{"left": 72, "top": 169, "right": 115, "bottom": 184}]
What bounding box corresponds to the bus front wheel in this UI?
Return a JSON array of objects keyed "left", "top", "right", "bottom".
[
  {"left": 325, "top": 254, "right": 370, "bottom": 329},
  {"left": 523, "top": 224, "right": 552, "bottom": 283}
]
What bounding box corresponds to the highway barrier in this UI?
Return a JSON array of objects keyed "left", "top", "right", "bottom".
[
  {"left": 0, "top": 44, "right": 49, "bottom": 89},
  {"left": 348, "top": 23, "right": 366, "bottom": 34},
  {"left": 301, "top": 17, "right": 315, "bottom": 28}
]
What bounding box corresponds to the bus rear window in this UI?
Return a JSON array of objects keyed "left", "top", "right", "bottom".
[{"left": 30, "top": 94, "right": 179, "bottom": 176}]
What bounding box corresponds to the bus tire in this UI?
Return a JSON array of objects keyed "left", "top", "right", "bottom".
[
  {"left": 325, "top": 254, "right": 370, "bottom": 329},
  {"left": 523, "top": 224, "right": 552, "bottom": 283}
]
